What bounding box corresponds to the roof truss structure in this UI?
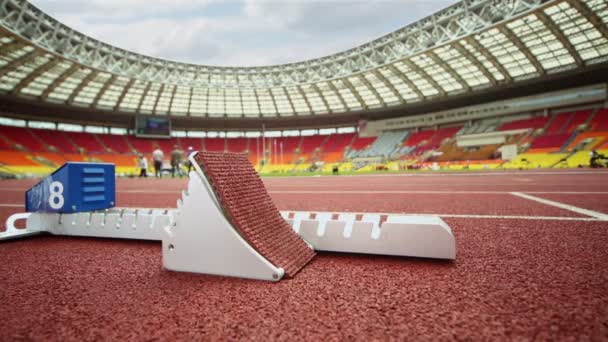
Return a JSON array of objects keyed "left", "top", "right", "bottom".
[{"left": 0, "top": 0, "right": 606, "bottom": 119}]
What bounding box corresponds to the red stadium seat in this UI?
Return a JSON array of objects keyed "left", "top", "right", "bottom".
[
  {"left": 498, "top": 116, "right": 549, "bottom": 131},
  {"left": 97, "top": 134, "right": 132, "bottom": 154},
  {"left": 69, "top": 132, "right": 107, "bottom": 153},
  {"left": 31, "top": 128, "right": 78, "bottom": 153},
  {"left": 1, "top": 126, "right": 48, "bottom": 152},
  {"left": 204, "top": 138, "right": 225, "bottom": 152}
]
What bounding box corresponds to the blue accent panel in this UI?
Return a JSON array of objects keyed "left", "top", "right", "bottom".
[
  {"left": 83, "top": 168, "right": 105, "bottom": 174},
  {"left": 25, "top": 162, "right": 116, "bottom": 213},
  {"left": 83, "top": 177, "right": 105, "bottom": 183},
  {"left": 83, "top": 195, "right": 105, "bottom": 202},
  {"left": 82, "top": 186, "right": 105, "bottom": 193}
]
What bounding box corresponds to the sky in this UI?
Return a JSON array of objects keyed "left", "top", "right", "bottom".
[{"left": 29, "top": 0, "right": 456, "bottom": 67}]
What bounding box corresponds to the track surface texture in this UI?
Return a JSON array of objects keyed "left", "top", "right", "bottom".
[{"left": 1, "top": 169, "right": 608, "bottom": 340}]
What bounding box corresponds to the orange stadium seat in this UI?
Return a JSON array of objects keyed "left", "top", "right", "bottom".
[
  {"left": 273, "top": 137, "right": 301, "bottom": 164},
  {"left": 33, "top": 152, "right": 69, "bottom": 165},
  {"left": 320, "top": 133, "right": 354, "bottom": 162},
  {"left": 244, "top": 138, "right": 259, "bottom": 164},
  {"left": 565, "top": 131, "right": 608, "bottom": 151},
  {"left": 64, "top": 153, "right": 88, "bottom": 162},
  {"left": 0, "top": 151, "right": 40, "bottom": 166},
  {"left": 93, "top": 154, "right": 137, "bottom": 167},
  {"left": 299, "top": 135, "right": 325, "bottom": 162}
]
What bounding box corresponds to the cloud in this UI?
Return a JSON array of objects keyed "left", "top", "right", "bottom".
[{"left": 30, "top": 0, "right": 456, "bottom": 67}]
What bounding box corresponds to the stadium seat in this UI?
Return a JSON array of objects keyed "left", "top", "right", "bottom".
[
  {"left": 69, "top": 132, "right": 108, "bottom": 153},
  {"left": 0, "top": 151, "right": 40, "bottom": 166},
  {"left": 498, "top": 116, "right": 549, "bottom": 131},
  {"left": 565, "top": 110, "right": 592, "bottom": 132},
  {"left": 321, "top": 133, "right": 355, "bottom": 162},
  {"left": 350, "top": 136, "right": 377, "bottom": 152},
  {"left": 529, "top": 133, "right": 572, "bottom": 151},
  {"left": 227, "top": 137, "right": 248, "bottom": 153},
  {"left": 1, "top": 126, "right": 48, "bottom": 152},
  {"left": 178, "top": 137, "right": 204, "bottom": 151},
  {"left": 204, "top": 138, "right": 225, "bottom": 152},
  {"left": 590, "top": 109, "right": 608, "bottom": 131},
  {"left": 299, "top": 135, "right": 326, "bottom": 162},
  {"left": 565, "top": 131, "right": 608, "bottom": 151},
  {"left": 155, "top": 138, "right": 182, "bottom": 154},
  {"left": 403, "top": 129, "right": 435, "bottom": 148},
  {"left": 127, "top": 136, "right": 155, "bottom": 154},
  {"left": 98, "top": 134, "right": 132, "bottom": 154},
  {"left": 31, "top": 128, "right": 78, "bottom": 153}
]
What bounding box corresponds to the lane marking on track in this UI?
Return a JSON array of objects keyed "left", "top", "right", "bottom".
[
  {"left": 2, "top": 188, "right": 608, "bottom": 195},
  {"left": 268, "top": 190, "right": 608, "bottom": 195},
  {"left": 0, "top": 202, "right": 601, "bottom": 222},
  {"left": 264, "top": 171, "right": 608, "bottom": 179},
  {"left": 406, "top": 213, "right": 603, "bottom": 221},
  {"left": 510, "top": 192, "right": 608, "bottom": 221}
]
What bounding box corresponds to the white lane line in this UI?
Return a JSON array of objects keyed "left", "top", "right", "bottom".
[
  {"left": 2, "top": 187, "right": 608, "bottom": 195},
  {"left": 0, "top": 203, "right": 601, "bottom": 222},
  {"left": 264, "top": 171, "right": 608, "bottom": 179},
  {"left": 0, "top": 203, "right": 605, "bottom": 222},
  {"left": 269, "top": 190, "right": 608, "bottom": 195},
  {"left": 526, "top": 192, "right": 608, "bottom": 194},
  {"left": 407, "top": 213, "right": 602, "bottom": 221},
  {"left": 510, "top": 192, "right": 608, "bottom": 220}
]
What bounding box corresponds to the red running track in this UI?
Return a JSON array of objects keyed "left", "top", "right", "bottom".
[{"left": 1, "top": 170, "right": 608, "bottom": 340}]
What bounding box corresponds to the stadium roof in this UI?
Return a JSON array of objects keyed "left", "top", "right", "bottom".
[{"left": 0, "top": 0, "right": 607, "bottom": 129}]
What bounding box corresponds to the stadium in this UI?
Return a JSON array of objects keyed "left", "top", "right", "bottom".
[{"left": 1, "top": 0, "right": 607, "bottom": 340}]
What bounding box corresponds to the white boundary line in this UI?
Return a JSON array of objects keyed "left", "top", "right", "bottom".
[
  {"left": 2, "top": 188, "right": 608, "bottom": 195},
  {"left": 0, "top": 202, "right": 602, "bottom": 222},
  {"left": 510, "top": 192, "right": 608, "bottom": 220},
  {"left": 405, "top": 213, "right": 603, "bottom": 221},
  {"left": 263, "top": 171, "right": 608, "bottom": 179},
  {"left": 267, "top": 190, "right": 608, "bottom": 195}
]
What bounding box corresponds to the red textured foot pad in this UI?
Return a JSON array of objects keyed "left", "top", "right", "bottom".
[{"left": 194, "top": 152, "right": 316, "bottom": 277}]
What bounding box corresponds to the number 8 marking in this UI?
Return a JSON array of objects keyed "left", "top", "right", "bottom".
[{"left": 49, "top": 181, "right": 64, "bottom": 209}]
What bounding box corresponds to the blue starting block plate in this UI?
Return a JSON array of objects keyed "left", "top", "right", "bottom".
[{"left": 26, "top": 162, "right": 115, "bottom": 213}]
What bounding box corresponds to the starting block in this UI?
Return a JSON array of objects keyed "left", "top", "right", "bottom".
[{"left": 2, "top": 152, "right": 456, "bottom": 282}]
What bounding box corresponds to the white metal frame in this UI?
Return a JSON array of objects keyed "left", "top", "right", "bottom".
[{"left": 2, "top": 152, "right": 456, "bottom": 280}]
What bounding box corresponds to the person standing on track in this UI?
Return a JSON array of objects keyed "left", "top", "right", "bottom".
[
  {"left": 138, "top": 154, "right": 148, "bottom": 178},
  {"left": 186, "top": 146, "right": 194, "bottom": 174},
  {"left": 152, "top": 147, "right": 164, "bottom": 178},
  {"left": 171, "top": 145, "right": 183, "bottom": 178}
]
